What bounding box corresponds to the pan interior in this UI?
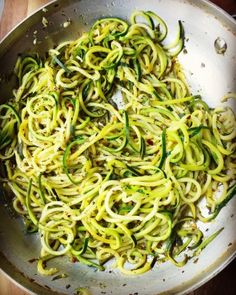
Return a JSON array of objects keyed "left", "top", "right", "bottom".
[{"left": 0, "top": 1, "right": 236, "bottom": 294}]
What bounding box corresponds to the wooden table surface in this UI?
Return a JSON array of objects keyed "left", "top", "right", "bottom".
[{"left": 0, "top": 0, "right": 236, "bottom": 294}]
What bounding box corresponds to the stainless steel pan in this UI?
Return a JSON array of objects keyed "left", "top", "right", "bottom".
[{"left": 0, "top": 1, "right": 236, "bottom": 294}]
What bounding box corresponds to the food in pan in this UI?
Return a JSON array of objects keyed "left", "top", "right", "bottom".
[{"left": 0, "top": 11, "right": 235, "bottom": 276}]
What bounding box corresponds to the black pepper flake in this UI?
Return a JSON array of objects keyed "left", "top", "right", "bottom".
[
  {"left": 108, "top": 270, "right": 112, "bottom": 273},
  {"left": 228, "top": 243, "right": 232, "bottom": 247},
  {"left": 163, "top": 279, "right": 165, "bottom": 282},
  {"left": 122, "top": 284, "right": 127, "bottom": 287},
  {"left": 52, "top": 274, "right": 68, "bottom": 281},
  {"left": 183, "top": 48, "right": 188, "bottom": 54},
  {"left": 99, "top": 283, "right": 106, "bottom": 288},
  {"left": 66, "top": 284, "right": 71, "bottom": 289},
  {"left": 28, "top": 258, "right": 38, "bottom": 263},
  {"left": 201, "top": 62, "right": 205, "bottom": 68},
  {"left": 231, "top": 214, "right": 234, "bottom": 218},
  {"left": 182, "top": 270, "right": 185, "bottom": 273},
  {"left": 205, "top": 228, "right": 209, "bottom": 232},
  {"left": 193, "top": 258, "right": 199, "bottom": 264}
]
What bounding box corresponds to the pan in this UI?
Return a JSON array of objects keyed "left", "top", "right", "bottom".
[{"left": 0, "top": 0, "right": 235, "bottom": 294}]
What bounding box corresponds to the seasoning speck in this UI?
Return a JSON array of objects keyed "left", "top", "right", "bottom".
[
  {"left": 42, "top": 17, "right": 48, "bottom": 27},
  {"left": 66, "top": 284, "right": 71, "bottom": 289},
  {"left": 228, "top": 242, "right": 232, "bottom": 247},
  {"left": 52, "top": 273, "right": 68, "bottom": 281},
  {"left": 201, "top": 62, "right": 205, "bottom": 68},
  {"left": 28, "top": 258, "right": 38, "bottom": 263},
  {"left": 214, "top": 37, "right": 227, "bottom": 55},
  {"left": 63, "top": 20, "right": 71, "bottom": 28}
]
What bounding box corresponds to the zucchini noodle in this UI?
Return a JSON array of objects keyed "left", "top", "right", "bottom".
[{"left": 0, "top": 11, "right": 235, "bottom": 276}]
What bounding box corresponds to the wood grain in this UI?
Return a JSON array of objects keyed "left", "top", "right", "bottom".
[
  {"left": 0, "top": 0, "right": 49, "bottom": 40},
  {"left": 212, "top": 0, "right": 236, "bottom": 14},
  {"left": 0, "top": 0, "right": 27, "bottom": 39},
  {"left": 0, "top": 0, "right": 236, "bottom": 294},
  {"left": 0, "top": 271, "right": 28, "bottom": 295}
]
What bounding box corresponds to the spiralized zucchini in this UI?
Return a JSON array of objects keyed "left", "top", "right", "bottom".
[{"left": 0, "top": 11, "right": 236, "bottom": 276}]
